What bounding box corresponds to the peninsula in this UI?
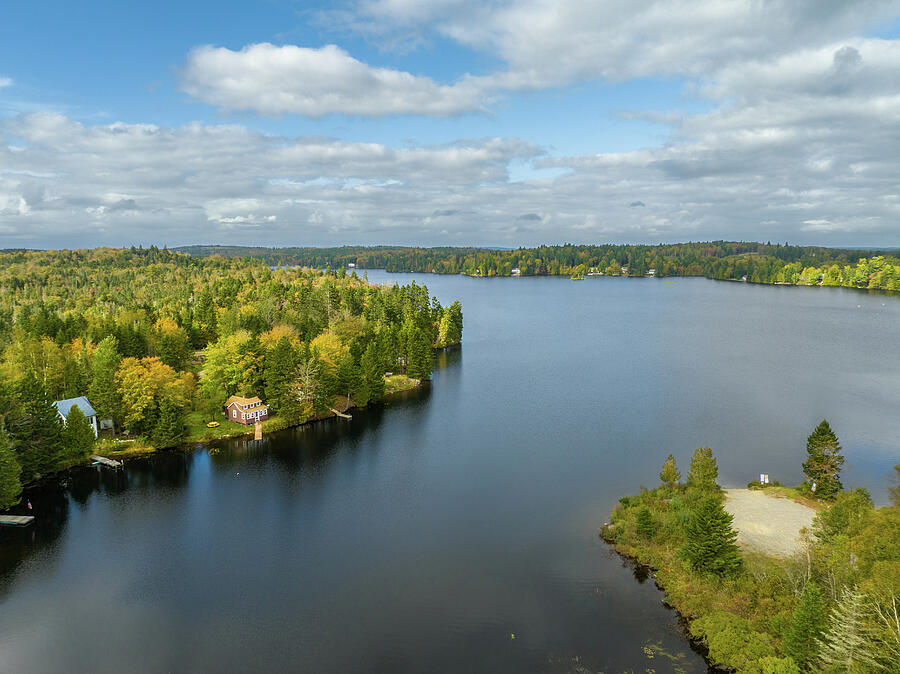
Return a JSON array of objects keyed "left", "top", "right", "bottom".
[{"left": 0, "top": 248, "right": 462, "bottom": 509}]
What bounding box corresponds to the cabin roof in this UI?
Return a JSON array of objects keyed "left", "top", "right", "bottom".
[
  {"left": 225, "top": 395, "right": 264, "bottom": 407},
  {"left": 53, "top": 396, "right": 97, "bottom": 418}
]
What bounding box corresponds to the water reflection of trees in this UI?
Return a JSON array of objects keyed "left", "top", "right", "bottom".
[{"left": 0, "top": 352, "right": 455, "bottom": 586}]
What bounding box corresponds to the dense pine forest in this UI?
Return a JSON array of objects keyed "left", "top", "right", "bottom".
[
  {"left": 0, "top": 248, "right": 462, "bottom": 508},
  {"left": 176, "top": 242, "right": 900, "bottom": 291}
]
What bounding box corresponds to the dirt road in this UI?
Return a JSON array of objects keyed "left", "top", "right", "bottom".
[{"left": 723, "top": 489, "right": 817, "bottom": 557}]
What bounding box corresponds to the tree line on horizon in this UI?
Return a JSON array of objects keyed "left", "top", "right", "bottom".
[
  {"left": 0, "top": 248, "right": 462, "bottom": 508},
  {"left": 174, "top": 242, "right": 900, "bottom": 291}
]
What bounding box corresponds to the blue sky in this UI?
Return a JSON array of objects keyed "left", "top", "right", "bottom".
[{"left": 2, "top": 0, "right": 900, "bottom": 248}]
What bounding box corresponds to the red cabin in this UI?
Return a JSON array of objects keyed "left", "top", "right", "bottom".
[{"left": 224, "top": 395, "right": 270, "bottom": 425}]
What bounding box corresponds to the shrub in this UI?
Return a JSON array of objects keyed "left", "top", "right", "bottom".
[
  {"left": 635, "top": 506, "right": 656, "bottom": 539},
  {"left": 692, "top": 612, "right": 775, "bottom": 670}
]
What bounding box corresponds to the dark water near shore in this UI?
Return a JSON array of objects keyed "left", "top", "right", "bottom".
[{"left": 2, "top": 274, "right": 899, "bottom": 673}]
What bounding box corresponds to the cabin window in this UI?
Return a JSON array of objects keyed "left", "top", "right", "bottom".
[{"left": 232, "top": 410, "right": 236, "bottom": 418}]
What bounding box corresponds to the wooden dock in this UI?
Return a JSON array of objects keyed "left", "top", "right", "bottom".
[
  {"left": 0, "top": 515, "right": 35, "bottom": 526},
  {"left": 91, "top": 455, "right": 124, "bottom": 468}
]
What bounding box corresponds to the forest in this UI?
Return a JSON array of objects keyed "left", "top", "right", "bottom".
[
  {"left": 0, "top": 248, "right": 462, "bottom": 509},
  {"left": 603, "top": 425, "right": 900, "bottom": 673},
  {"left": 176, "top": 242, "right": 900, "bottom": 291}
]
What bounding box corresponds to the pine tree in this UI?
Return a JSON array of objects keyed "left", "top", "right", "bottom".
[
  {"left": 784, "top": 581, "right": 826, "bottom": 669},
  {"left": 152, "top": 397, "right": 184, "bottom": 449},
  {"left": 802, "top": 420, "right": 844, "bottom": 498},
  {"left": 263, "top": 336, "right": 297, "bottom": 413},
  {"left": 659, "top": 454, "right": 681, "bottom": 490},
  {"left": 406, "top": 326, "right": 433, "bottom": 380},
  {"left": 688, "top": 446, "right": 719, "bottom": 491},
  {"left": 89, "top": 335, "right": 121, "bottom": 424},
  {"left": 815, "top": 586, "right": 880, "bottom": 671},
  {"left": 0, "top": 429, "right": 22, "bottom": 510},
  {"left": 335, "top": 354, "right": 361, "bottom": 401},
  {"left": 13, "top": 372, "right": 63, "bottom": 478},
  {"left": 635, "top": 506, "right": 655, "bottom": 539},
  {"left": 60, "top": 404, "right": 95, "bottom": 459},
  {"left": 681, "top": 496, "right": 743, "bottom": 577},
  {"left": 357, "top": 342, "right": 386, "bottom": 407}
]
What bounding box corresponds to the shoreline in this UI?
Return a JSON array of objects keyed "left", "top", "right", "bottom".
[
  {"left": 599, "top": 525, "right": 718, "bottom": 670},
  {"left": 6, "top": 375, "right": 430, "bottom": 501}
]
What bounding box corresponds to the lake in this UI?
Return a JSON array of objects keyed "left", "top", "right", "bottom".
[{"left": 2, "top": 274, "right": 899, "bottom": 672}]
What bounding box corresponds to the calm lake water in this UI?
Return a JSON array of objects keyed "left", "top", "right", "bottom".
[{"left": 2, "top": 274, "right": 899, "bottom": 672}]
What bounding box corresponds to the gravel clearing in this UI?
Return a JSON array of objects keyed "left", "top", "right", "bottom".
[{"left": 724, "top": 489, "right": 817, "bottom": 557}]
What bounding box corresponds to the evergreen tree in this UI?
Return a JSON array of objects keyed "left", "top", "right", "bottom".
[
  {"left": 687, "top": 446, "right": 719, "bottom": 491},
  {"left": 635, "top": 506, "right": 655, "bottom": 539},
  {"left": 681, "top": 496, "right": 743, "bottom": 577},
  {"left": 659, "top": 454, "right": 681, "bottom": 490},
  {"left": 334, "top": 353, "right": 361, "bottom": 401},
  {"left": 0, "top": 428, "right": 22, "bottom": 510},
  {"left": 358, "top": 342, "right": 386, "bottom": 406},
  {"left": 152, "top": 397, "right": 184, "bottom": 448},
  {"left": 263, "top": 336, "right": 297, "bottom": 413},
  {"left": 784, "top": 581, "right": 826, "bottom": 670},
  {"left": 815, "top": 586, "right": 880, "bottom": 671},
  {"left": 406, "top": 326, "right": 433, "bottom": 380},
  {"left": 802, "top": 420, "right": 844, "bottom": 498},
  {"left": 13, "top": 372, "right": 63, "bottom": 478},
  {"left": 89, "top": 335, "right": 121, "bottom": 423},
  {"left": 60, "top": 404, "right": 95, "bottom": 459}
]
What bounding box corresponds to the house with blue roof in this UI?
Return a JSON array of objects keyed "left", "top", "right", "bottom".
[{"left": 52, "top": 396, "right": 99, "bottom": 437}]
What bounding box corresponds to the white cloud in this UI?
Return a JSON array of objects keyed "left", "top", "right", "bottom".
[
  {"left": 0, "top": 77, "right": 13, "bottom": 88},
  {"left": 179, "top": 43, "right": 487, "bottom": 117},
  {"left": 2, "top": 98, "right": 900, "bottom": 248},
  {"left": 180, "top": 2, "right": 899, "bottom": 120},
  {"left": 352, "top": 0, "right": 897, "bottom": 88}
]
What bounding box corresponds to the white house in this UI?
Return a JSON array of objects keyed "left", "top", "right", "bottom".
[{"left": 53, "top": 396, "right": 99, "bottom": 437}]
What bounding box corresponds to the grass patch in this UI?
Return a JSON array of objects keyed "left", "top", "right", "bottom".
[
  {"left": 92, "top": 437, "right": 157, "bottom": 459},
  {"left": 746, "top": 483, "right": 824, "bottom": 510},
  {"left": 385, "top": 374, "right": 420, "bottom": 394},
  {"left": 183, "top": 411, "right": 256, "bottom": 443}
]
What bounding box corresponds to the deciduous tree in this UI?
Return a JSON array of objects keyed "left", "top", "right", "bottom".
[{"left": 688, "top": 446, "right": 719, "bottom": 491}]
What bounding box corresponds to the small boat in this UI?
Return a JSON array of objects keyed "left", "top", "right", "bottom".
[{"left": 206, "top": 421, "right": 220, "bottom": 428}]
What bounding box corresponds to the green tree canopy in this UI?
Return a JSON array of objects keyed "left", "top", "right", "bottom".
[
  {"left": 802, "top": 420, "right": 844, "bottom": 498},
  {"left": 0, "top": 429, "right": 22, "bottom": 510},
  {"left": 60, "top": 404, "right": 95, "bottom": 459},
  {"left": 88, "top": 335, "right": 121, "bottom": 423},
  {"left": 659, "top": 453, "right": 681, "bottom": 489},
  {"left": 784, "top": 581, "right": 826, "bottom": 669},
  {"left": 687, "top": 446, "right": 719, "bottom": 491},
  {"left": 681, "top": 496, "right": 743, "bottom": 577}
]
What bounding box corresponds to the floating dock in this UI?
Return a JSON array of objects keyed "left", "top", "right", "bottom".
[
  {"left": 90, "top": 455, "right": 124, "bottom": 468},
  {"left": 0, "top": 515, "right": 35, "bottom": 527}
]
